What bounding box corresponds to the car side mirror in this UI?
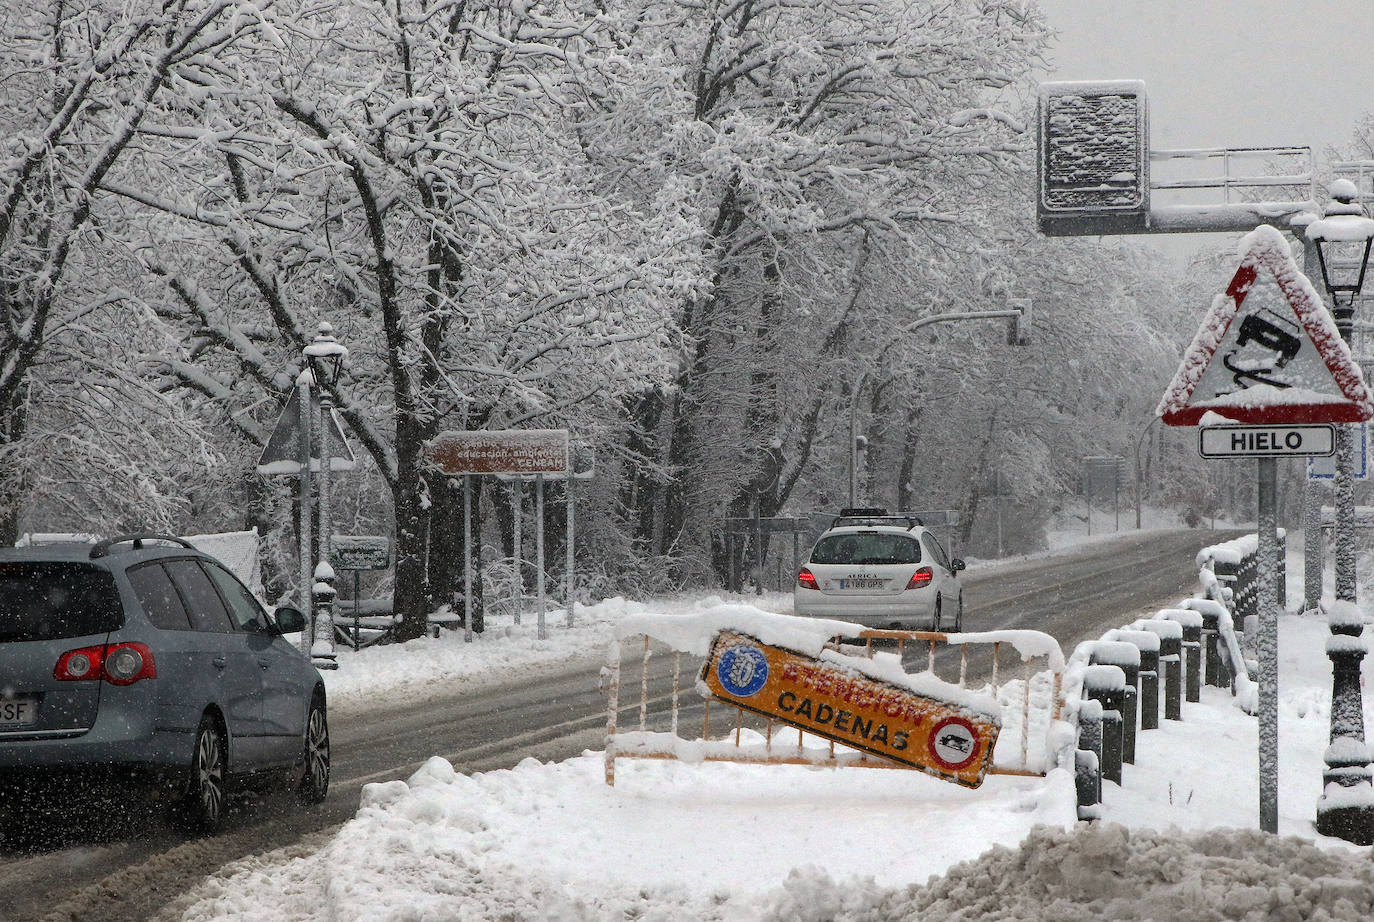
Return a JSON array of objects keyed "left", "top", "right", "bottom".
[
  {"left": 951, "top": 559, "right": 966, "bottom": 572},
  {"left": 274, "top": 606, "right": 307, "bottom": 634}
]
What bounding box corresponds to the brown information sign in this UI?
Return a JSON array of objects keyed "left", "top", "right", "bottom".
[
  {"left": 423, "top": 429, "right": 569, "bottom": 476},
  {"left": 700, "top": 630, "right": 1000, "bottom": 788}
]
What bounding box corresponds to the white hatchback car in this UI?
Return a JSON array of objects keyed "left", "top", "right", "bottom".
[{"left": 793, "top": 511, "right": 966, "bottom": 632}]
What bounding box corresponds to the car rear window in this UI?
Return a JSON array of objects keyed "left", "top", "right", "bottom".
[
  {"left": 0, "top": 562, "right": 122, "bottom": 642},
  {"left": 810, "top": 533, "right": 922, "bottom": 566}
]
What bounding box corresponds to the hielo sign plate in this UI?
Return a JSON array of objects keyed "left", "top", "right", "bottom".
[{"left": 1199, "top": 424, "right": 1335, "bottom": 458}]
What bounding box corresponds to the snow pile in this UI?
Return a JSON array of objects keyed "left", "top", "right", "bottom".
[
  {"left": 179, "top": 753, "right": 1077, "bottom": 922},
  {"left": 875, "top": 823, "right": 1374, "bottom": 922}
]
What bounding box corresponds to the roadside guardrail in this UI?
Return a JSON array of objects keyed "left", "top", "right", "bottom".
[{"left": 1070, "top": 534, "right": 1260, "bottom": 819}]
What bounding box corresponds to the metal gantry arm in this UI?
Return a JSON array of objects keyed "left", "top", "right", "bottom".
[{"left": 848, "top": 307, "right": 1030, "bottom": 507}]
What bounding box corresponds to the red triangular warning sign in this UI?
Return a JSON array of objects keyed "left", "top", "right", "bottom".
[{"left": 1157, "top": 224, "right": 1374, "bottom": 427}]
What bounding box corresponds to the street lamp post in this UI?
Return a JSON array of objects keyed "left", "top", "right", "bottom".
[
  {"left": 303, "top": 322, "right": 348, "bottom": 672},
  {"left": 1305, "top": 179, "right": 1374, "bottom": 844},
  {"left": 1134, "top": 416, "right": 1159, "bottom": 530},
  {"left": 846, "top": 304, "right": 1031, "bottom": 508}
]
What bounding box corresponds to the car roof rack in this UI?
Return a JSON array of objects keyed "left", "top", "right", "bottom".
[
  {"left": 90, "top": 533, "right": 197, "bottom": 559},
  {"left": 830, "top": 512, "right": 924, "bottom": 529}
]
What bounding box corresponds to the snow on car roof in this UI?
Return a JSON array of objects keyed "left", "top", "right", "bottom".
[{"left": 827, "top": 516, "right": 923, "bottom": 530}]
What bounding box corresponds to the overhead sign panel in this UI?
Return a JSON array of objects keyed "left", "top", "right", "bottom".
[
  {"left": 423, "top": 429, "right": 569, "bottom": 476},
  {"left": 1157, "top": 225, "right": 1374, "bottom": 427},
  {"left": 1038, "top": 81, "right": 1149, "bottom": 236},
  {"left": 700, "top": 630, "right": 1000, "bottom": 788},
  {"left": 1200, "top": 424, "right": 1335, "bottom": 458}
]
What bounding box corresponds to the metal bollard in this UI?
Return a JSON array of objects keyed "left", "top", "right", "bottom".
[
  {"left": 1200, "top": 608, "right": 1224, "bottom": 687},
  {"left": 1183, "top": 621, "right": 1202, "bottom": 702},
  {"left": 1162, "top": 643, "right": 1183, "bottom": 719},
  {"left": 1076, "top": 698, "right": 1103, "bottom": 815},
  {"left": 1138, "top": 646, "right": 1160, "bottom": 730},
  {"left": 1156, "top": 609, "right": 1204, "bottom": 704},
  {"left": 1109, "top": 629, "right": 1161, "bottom": 734},
  {"left": 1132, "top": 619, "right": 1184, "bottom": 722},
  {"left": 1083, "top": 664, "right": 1126, "bottom": 785},
  {"left": 1075, "top": 749, "right": 1101, "bottom": 821},
  {"left": 1090, "top": 641, "right": 1140, "bottom": 765}
]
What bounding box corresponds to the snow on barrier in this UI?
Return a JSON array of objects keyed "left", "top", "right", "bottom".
[
  {"left": 1069, "top": 536, "right": 1261, "bottom": 819},
  {"left": 1197, "top": 530, "right": 1284, "bottom": 630},
  {"left": 601, "top": 608, "right": 1067, "bottom": 788}
]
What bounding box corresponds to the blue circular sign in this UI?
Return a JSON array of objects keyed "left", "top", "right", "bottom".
[{"left": 717, "top": 645, "right": 769, "bottom": 697}]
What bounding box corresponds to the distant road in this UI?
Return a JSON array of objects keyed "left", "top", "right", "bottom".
[{"left": 0, "top": 528, "right": 1235, "bottom": 922}]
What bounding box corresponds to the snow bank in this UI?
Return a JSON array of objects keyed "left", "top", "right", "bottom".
[{"left": 853, "top": 823, "right": 1374, "bottom": 922}]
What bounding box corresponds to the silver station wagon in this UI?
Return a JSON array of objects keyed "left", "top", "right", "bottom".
[
  {"left": 794, "top": 510, "right": 966, "bottom": 632},
  {"left": 0, "top": 534, "right": 328, "bottom": 835}
]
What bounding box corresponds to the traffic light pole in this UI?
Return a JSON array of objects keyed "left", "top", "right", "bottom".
[{"left": 847, "top": 306, "right": 1030, "bottom": 507}]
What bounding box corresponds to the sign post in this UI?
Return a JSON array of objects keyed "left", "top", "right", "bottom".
[
  {"left": 422, "top": 429, "right": 571, "bottom": 641},
  {"left": 256, "top": 383, "right": 356, "bottom": 661},
  {"left": 329, "top": 536, "right": 390, "bottom": 650},
  {"left": 1157, "top": 225, "right": 1374, "bottom": 835}
]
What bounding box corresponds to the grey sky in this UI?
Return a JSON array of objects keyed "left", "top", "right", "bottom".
[
  {"left": 1034, "top": 1, "right": 1374, "bottom": 263},
  {"left": 1036, "top": 0, "right": 1374, "bottom": 156}
]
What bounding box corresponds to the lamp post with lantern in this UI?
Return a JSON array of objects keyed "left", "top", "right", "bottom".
[
  {"left": 303, "top": 322, "right": 348, "bottom": 671},
  {"left": 1304, "top": 178, "right": 1374, "bottom": 845}
]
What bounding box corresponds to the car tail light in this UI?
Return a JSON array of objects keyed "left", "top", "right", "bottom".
[
  {"left": 103, "top": 643, "right": 156, "bottom": 685},
  {"left": 797, "top": 567, "right": 819, "bottom": 590},
  {"left": 55, "top": 642, "right": 156, "bottom": 685},
  {"left": 55, "top": 645, "right": 103, "bottom": 681},
  {"left": 906, "top": 567, "right": 934, "bottom": 590}
]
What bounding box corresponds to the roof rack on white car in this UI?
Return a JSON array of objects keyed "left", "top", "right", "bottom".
[{"left": 831, "top": 508, "right": 924, "bottom": 529}]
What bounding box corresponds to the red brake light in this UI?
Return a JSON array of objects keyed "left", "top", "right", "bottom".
[
  {"left": 906, "top": 567, "right": 934, "bottom": 590},
  {"left": 797, "top": 567, "right": 819, "bottom": 590},
  {"left": 55, "top": 645, "right": 104, "bottom": 681},
  {"left": 55, "top": 642, "right": 156, "bottom": 685}
]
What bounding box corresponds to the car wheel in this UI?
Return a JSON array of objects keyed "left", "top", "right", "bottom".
[
  {"left": 932, "top": 597, "right": 942, "bottom": 633},
  {"left": 177, "top": 715, "right": 227, "bottom": 834},
  {"left": 298, "top": 696, "right": 330, "bottom": 805}
]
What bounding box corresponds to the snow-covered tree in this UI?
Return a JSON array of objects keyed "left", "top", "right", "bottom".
[
  {"left": 597, "top": 0, "right": 1051, "bottom": 578},
  {"left": 0, "top": 0, "right": 284, "bottom": 541},
  {"left": 111, "top": 0, "right": 704, "bottom": 634}
]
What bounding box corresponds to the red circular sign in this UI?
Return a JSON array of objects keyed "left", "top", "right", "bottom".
[{"left": 928, "top": 716, "right": 981, "bottom": 771}]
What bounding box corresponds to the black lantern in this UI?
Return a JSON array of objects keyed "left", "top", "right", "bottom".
[
  {"left": 1306, "top": 179, "right": 1374, "bottom": 324},
  {"left": 304, "top": 321, "right": 348, "bottom": 388}
]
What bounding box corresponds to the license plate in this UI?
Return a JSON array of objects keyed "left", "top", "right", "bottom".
[
  {"left": 0, "top": 696, "right": 37, "bottom": 727},
  {"left": 838, "top": 578, "right": 887, "bottom": 590}
]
